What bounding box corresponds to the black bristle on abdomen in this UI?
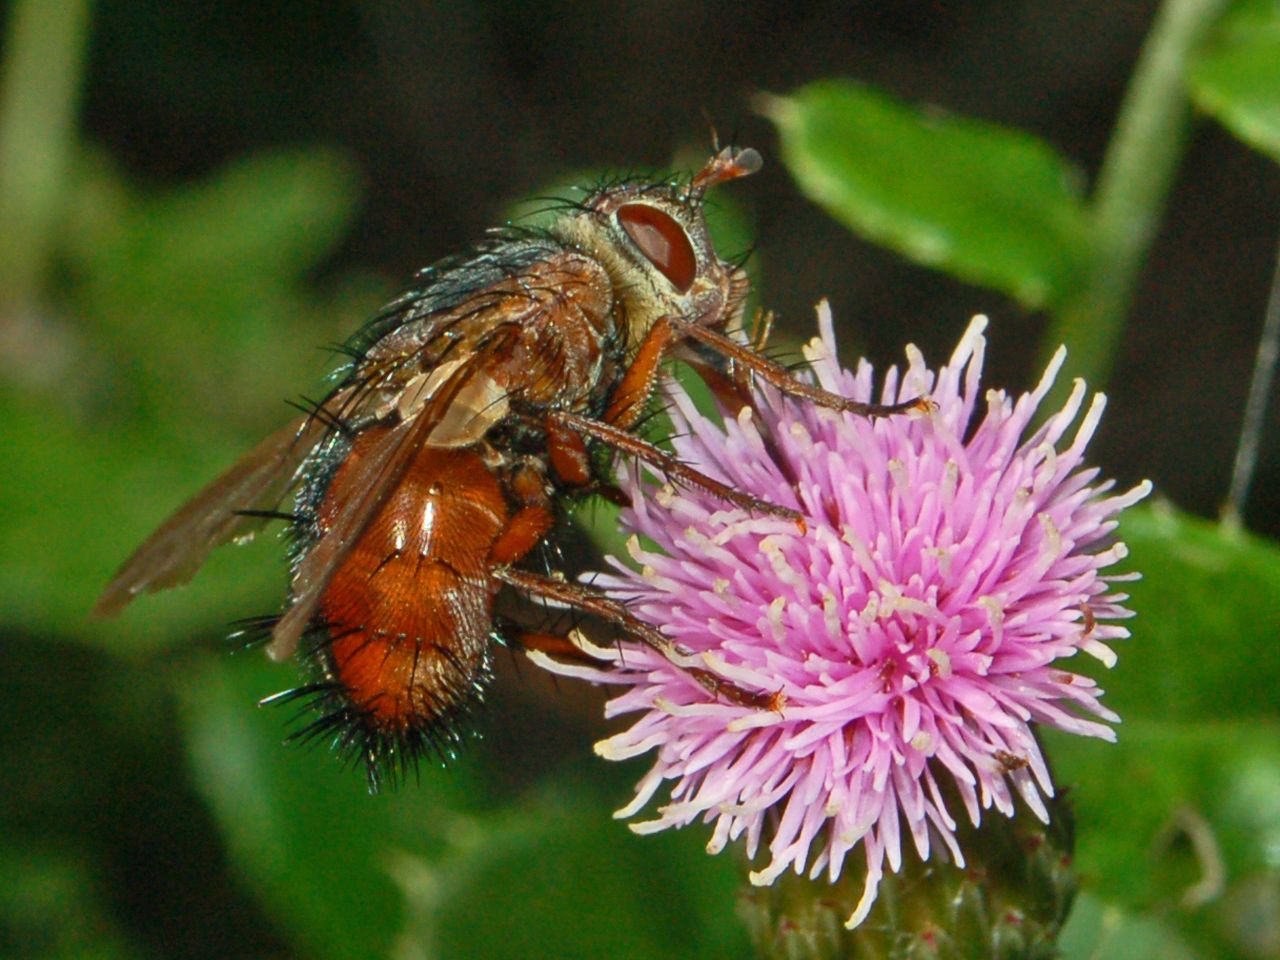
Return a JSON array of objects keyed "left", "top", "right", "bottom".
[{"left": 256, "top": 621, "right": 495, "bottom": 794}]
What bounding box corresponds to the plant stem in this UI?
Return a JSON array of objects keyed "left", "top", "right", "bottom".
[
  {"left": 0, "top": 0, "right": 94, "bottom": 314},
  {"left": 1039, "top": 0, "right": 1230, "bottom": 392},
  {"left": 1222, "top": 237, "right": 1280, "bottom": 529}
]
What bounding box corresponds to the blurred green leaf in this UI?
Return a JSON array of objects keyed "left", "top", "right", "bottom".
[
  {"left": 180, "top": 653, "right": 442, "bottom": 960},
  {"left": 1043, "top": 503, "right": 1280, "bottom": 958},
  {"left": 1049, "top": 722, "right": 1280, "bottom": 902},
  {"left": 1048, "top": 721, "right": 1280, "bottom": 958},
  {"left": 62, "top": 147, "right": 366, "bottom": 421},
  {"left": 0, "top": 843, "right": 142, "bottom": 960},
  {"left": 761, "top": 79, "right": 1091, "bottom": 309},
  {"left": 68, "top": 146, "right": 360, "bottom": 285},
  {"left": 179, "top": 652, "right": 751, "bottom": 960},
  {"left": 423, "top": 783, "right": 749, "bottom": 960},
  {"left": 1059, "top": 893, "right": 1197, "bottom": 960},
  {"left": 0, "top": 391, "right": 284, "bottom": 651},
  {"left": 0, "top": 635, "right": 288, "bottom": 958},
  {"left": 0, "top": 145, "right": 387, "bottom": 651},
  {"left": 1188, "top": 0, "right": 1280, "bottom": 162},
  {"left": 1103, "top": 502, "right": 1280, "bottom": 720},
  {"left": 574, "top": 495, "right": 626, "bottom": 565}
]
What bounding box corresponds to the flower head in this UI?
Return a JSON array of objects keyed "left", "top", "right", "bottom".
[{"left": 535, "top": 304, "right": 1150, "bottom": 927}]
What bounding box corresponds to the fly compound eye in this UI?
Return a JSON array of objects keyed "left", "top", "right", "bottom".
[{"left": 616, "top": 203, "right": 696, "bottom": 292}]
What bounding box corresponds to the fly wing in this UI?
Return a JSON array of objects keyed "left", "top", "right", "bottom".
[
  {"left": 267, "top": 327, "right": 520, "bottom": 661},
  {"left": 93, "top": 414, "right": 330, "bottom": 618},
  {"left": 95, "top": 238, "right": 585, "bottom": 629}
]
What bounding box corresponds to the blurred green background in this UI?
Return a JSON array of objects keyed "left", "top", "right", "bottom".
[{"left": 2, "top": 1, "right": 1279, "bottom": 958}]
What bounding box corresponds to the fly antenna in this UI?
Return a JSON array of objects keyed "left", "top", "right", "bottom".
[{"left": 685, "top": 145, "right": 762, "bottom": 202}]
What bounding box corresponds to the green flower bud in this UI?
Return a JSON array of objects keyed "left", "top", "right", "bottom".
[{"left": 738, "top": 791, "right": 1076, "bottom": 960}]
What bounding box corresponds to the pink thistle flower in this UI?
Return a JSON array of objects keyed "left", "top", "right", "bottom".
[{"left": 533, "top": 304, "right": 1151, "bottom": 928}]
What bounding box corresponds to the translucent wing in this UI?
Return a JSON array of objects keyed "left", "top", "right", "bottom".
[{"left": 92, "top": 415, "right": 329, "bottom": 618}]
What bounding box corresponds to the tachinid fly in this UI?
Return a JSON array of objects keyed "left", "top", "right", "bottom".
[{"left": 94, "top": 147, "right": 925, "bottom": 790}]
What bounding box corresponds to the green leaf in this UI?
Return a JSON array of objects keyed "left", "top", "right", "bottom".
[
  {"left": 0, "top": 635, "right": 292, "bottom": 959},
  {"left": 1102, "top": 502, "right": 1280, "bottom": 721},
  {"left": 0, "top": 843, "right": 141, "bottom": 960},
  {"left": 421, "top": 783, "right": 749, "bottom": 960},
  {"left": 178, "top": 653, "right": 475, "bottom": 960},
  {"left": 61, "top": 147, "right": 366, "bottom": 424},
  {"left": 0, "top": 389, "right": 284, "bottom": 652},
  {"left": 1188, "top": 0, "right": 1280, "bottom": 162},
  {"left": 66, "top": 146, "right": 361, "bottom": 292},
  {"left": 1047, "top": 720, "right": 1280, "bottom": 958},
  {"left": 1058, "top": 894, "right": 1197, "bottom": 960},
  {"left": 1045, "top": 504, "right": 1280, "bottom": 955},
  {"left": 761, "top": 79, "right": 1091, "bottom": 309}
]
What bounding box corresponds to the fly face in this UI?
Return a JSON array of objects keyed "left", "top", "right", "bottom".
[{"left": 550, "top": 146, "right": 760, "bottom": 358}]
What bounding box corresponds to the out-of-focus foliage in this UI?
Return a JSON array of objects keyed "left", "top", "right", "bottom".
[
  {"left": 1047, "top": 504, "right": 1280, "bottom": 960},
  {"left": 0, "top": 147, "right": 384, "bottom": 653},
  {"left": 1189, "top": 0, "right": 1280, "bottom": 161},
  {"left": 1058, "top": 894, "right": 1199, "bottom": 960},
  {"left": 180, "top": 653, "right": 752, "bottom": 960},
  {"left": 1102, "top": 503, "right": 1280, "bottom": 717},
  {"left": 762, "top": 80, "right": 1092, "bottom": 311},
  {"left": 0, "top": 840, "right": 138, "bottom": 959}
]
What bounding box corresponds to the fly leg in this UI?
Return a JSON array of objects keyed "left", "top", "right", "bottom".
[
  {"left": 547, "top": 318, "right": 803, "bottom": 520},
  {"left": 547, "top": 409, "right": 802, "bottom": 523},
  {"left": 674, "top": 310, "right": 809, "bottom": 495},
  {"left": 602, "top": 318, "right": 675, "bottom": 429},
  {"left": 545, "top": 318, "right": 678, "bottom": 506},
  {"left": 668, "top": 315, "right": 934, "bottom": 418},
  {"left": 508, "top": 628, "right": 595, "bottom": 663},
  {"left": 677, "top": 350, "right": 753, "bottom": 415},
  {"left": 494, "top": 566, "right": 782, "bottom": 711},
  {"left": 674, "top": 307, "right": 777, "bottom": 415},
  {"left": 532, "top": 321, "right": 680, "bottom": 504}
]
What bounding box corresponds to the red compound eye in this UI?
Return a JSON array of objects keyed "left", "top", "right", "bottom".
[{"left": 617, "top": 203, "right": 696, "bottom": 292}]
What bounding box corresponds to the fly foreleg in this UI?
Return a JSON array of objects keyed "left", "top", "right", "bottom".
[
  {"left": 547, "top": 409, "right": 802, "bottom": 523},
  {"left": 602, "top": 318, "right": 675, "bottom": 429},
  {"left": 668, "top": 315, "right": 934, "bottom": 418}
]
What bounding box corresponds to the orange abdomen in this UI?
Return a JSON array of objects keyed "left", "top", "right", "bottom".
[{"left": 313, "top": 435, "right": 508, "bottom": 738}]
